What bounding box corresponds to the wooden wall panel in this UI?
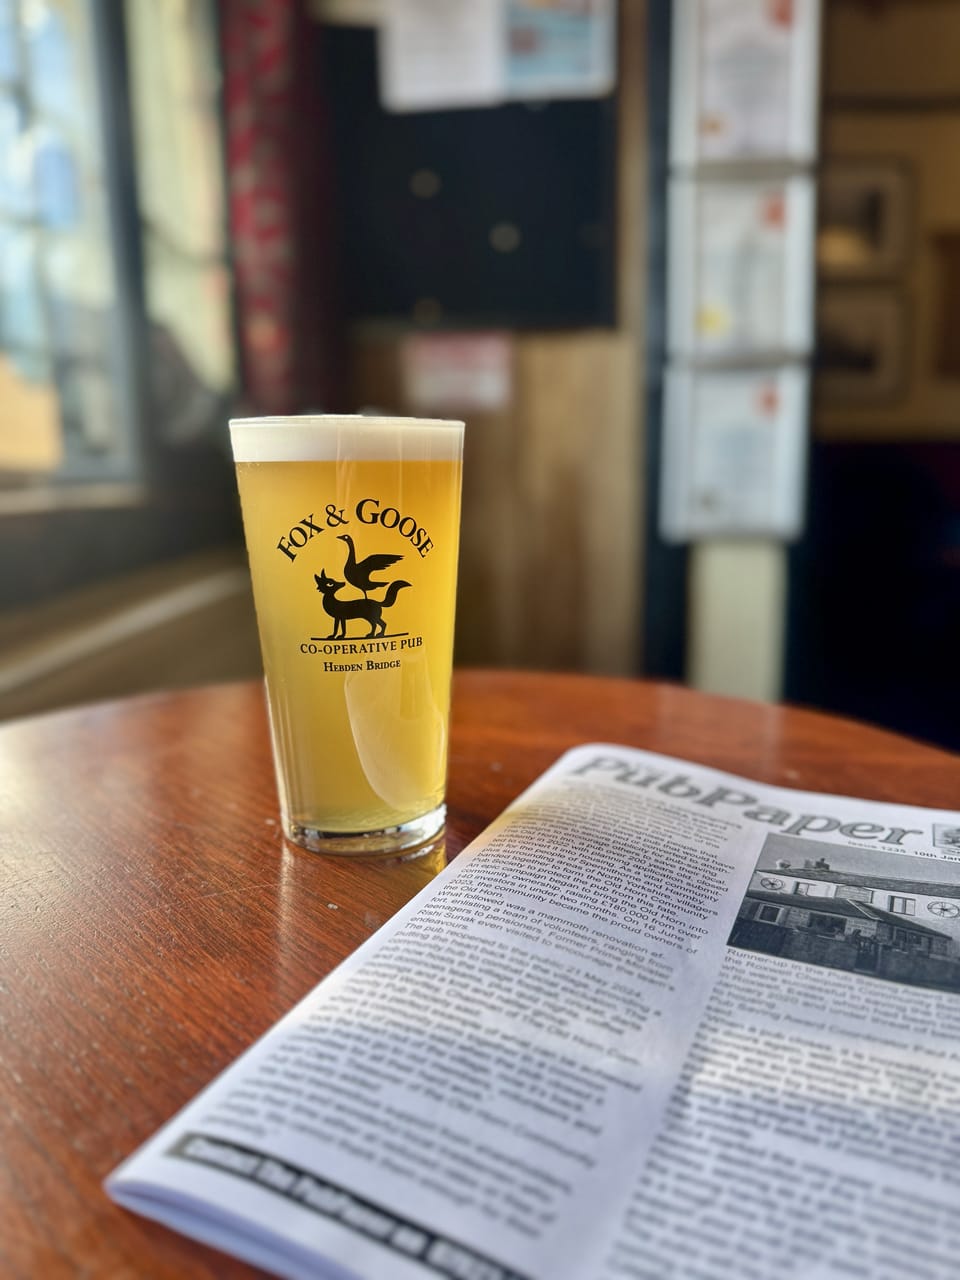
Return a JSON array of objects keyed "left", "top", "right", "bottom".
[
  {"left": 510, "top": 333, "right": 640, "bottom": 672},
  {"left": 348, "top": 329, "right": 640, "bottom": 673}
]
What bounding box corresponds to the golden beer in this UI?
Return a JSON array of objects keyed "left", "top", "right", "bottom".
[{"left": 230, "top": 416, "right": 464, "bottom": 855}]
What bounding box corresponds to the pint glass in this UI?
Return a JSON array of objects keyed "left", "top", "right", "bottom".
[{"left": 229, "top": 415, "right": 464, "bottom": 856}]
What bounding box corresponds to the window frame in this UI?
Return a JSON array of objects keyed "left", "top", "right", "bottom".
[
  {"left": 888, "top": 896, "right": 916, "bottom": 915},
  {"left": 0, "top": 0, "right": 152, "bottom": 500}
]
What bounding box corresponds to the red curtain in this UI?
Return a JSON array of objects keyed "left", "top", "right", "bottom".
[{"left": 218, "top": 0, "right": 341, "bottom": 416}]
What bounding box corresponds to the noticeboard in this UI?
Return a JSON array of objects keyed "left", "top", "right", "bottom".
[{"left": 321, "top": 26, "right": 617, "bottom": 329}]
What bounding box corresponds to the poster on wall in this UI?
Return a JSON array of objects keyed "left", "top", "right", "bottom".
[
  {"left": 378, "top": 0, "right": 502, "bottom": 112},
  {"left": 505, "top": 0, "right": 616, "bottom": 101},
  {"left": 660, "top": 363, "right": 809, "bottom": 541},
  {"left": 401, "top": 332, "right": 512, "bottom": 411},
  {"left": 670, "top": 0, "right": 822, "bottom": 167},
  {"left": 668, "top": 174, "right": 816, "bottom": 359},
  {"left": 378, "top": 0, "right": 616, "bottom": 112}
]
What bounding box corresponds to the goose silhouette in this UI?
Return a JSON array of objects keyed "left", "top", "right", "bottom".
[{"left": 337, "top": 534, "right": 404, "bottom": 597}]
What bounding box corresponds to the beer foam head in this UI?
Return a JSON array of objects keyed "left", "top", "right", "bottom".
[{"left": 229, "top": 415, "right": 464, "bottom": 463}]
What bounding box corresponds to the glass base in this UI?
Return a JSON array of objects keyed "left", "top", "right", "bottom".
[{"left": 284, "top": 803, "right": 446, "bottom": 858}]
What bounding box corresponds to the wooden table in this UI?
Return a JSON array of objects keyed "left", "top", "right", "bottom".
[{"left": 3, "top": 670, "right": 959, "bottom": 1279}]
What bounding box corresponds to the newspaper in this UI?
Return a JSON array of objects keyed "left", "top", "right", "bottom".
[{"left": 106, "top": 744, "right": 960, "bottom": 1280}]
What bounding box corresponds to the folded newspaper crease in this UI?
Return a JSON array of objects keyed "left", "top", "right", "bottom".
[{"left": 107, "top": 744, "right": 960, "bottom": 1280}]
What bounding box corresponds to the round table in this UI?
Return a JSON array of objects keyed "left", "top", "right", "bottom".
[{"left": 3, "top": 671, "right": 958, "bottom": 1278}]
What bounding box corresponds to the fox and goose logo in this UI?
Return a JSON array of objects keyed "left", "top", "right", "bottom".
[{"left": 314, "top": 534, "right": 411, "bottom": 639}]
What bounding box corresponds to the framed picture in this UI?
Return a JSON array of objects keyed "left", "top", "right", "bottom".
[
  {"left": 817, "top": 161, "right": 911, "bottom": 279},
  {"left": 815, "top": 288, "right": 907, "bottom": 405},
  {"left": 670, "top": 0, "right": 822, "bottom": 168}
]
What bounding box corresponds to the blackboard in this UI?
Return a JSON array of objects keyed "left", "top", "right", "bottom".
[{"left": 321, "top": 26, "right": 618, "bottom": 329}]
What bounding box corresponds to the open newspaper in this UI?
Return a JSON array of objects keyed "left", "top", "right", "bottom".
[{"left": 107, "top": 744, "right": 960, "bottom": 1280}]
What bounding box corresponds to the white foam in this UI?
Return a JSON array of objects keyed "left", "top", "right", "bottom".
[{"left": 229, "top": 415, "right": 464, "bottom": 463}]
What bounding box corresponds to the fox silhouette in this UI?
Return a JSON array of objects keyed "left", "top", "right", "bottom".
[{"left": 314, "top": 570, "right": 410, "bottom": 639}]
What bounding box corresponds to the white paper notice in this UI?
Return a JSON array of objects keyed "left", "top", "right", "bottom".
[
  {"left": 505, "top": 0, "right": 616, "bottom": 101},
  {"left": 379, "top": 0, "right": 502, "bottom": 112},
  {"left": 402, "top": 333, "right": 512, "bottom": 413},
  {"left": 660, "top": 364, "right": 808, "bottom": 541},
  {"left": 700, "top": 0, "right": 795, "bottom": 159},
  {"left": 671, "top": 0, "right": 821, "bottom": 166},
  {"left": 668, "top": 176, "right": 815, "bottom": 359}
]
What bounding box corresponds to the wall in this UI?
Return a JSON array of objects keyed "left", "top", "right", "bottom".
[
  {"left": 782, "top": 1, "right": 960, "bottom": 751},
  {"left": 342, "top": 2, "right": 648, "bottom": 675},
  {"left": 817, "top": 109, "right": 960, "bottom": 441},
  {"left": 701, "top": 2, "right": 960, "bottom": 715},
  {"left": 816, "top": 0, "right": 960, "bottom": 443},
  {"left": 823, "top": 2, "right": 960, "bottom": 101},
  {"left": 687, "top": 541, "right": 786, "bottom": 702},
  {"left": 780, "top": 931, "right": 859, "bottom": 970},
  {"left": 349, "top": 329, "right": 643, "bottom": 673}
]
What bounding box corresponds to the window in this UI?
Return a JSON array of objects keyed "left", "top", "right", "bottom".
[
  {"left": 892, "top": 928, "right": 928, "bottom": 951},
  {"left": 807, "top": 914, "right": 847, "bottom": 936},
  {"left": 843, "top": 886, "right": 874, "bottom": 903},
  {"left": 793, "top": 882, "right": 815, "bottom": 895},
  {"left": 0, "top": 0, "right": 231, "bottom": 497},
  {"left": 888, "top": 896, "right": 916, "bottom": 915},
  {"left": 758, "top": 905, "right": 781, "bottom": 923},
  {"left": 0, "top": 0, "right": 134, "bottom": 486}
]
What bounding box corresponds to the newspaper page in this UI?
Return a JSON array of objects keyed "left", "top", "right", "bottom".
[{"left": 106, "top": 744, "right": 960, "bottom": 1280}]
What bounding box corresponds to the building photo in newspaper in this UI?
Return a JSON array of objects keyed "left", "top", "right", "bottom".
[{"left": 731, "top": 835, "right": 960, "bottom": 992}]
